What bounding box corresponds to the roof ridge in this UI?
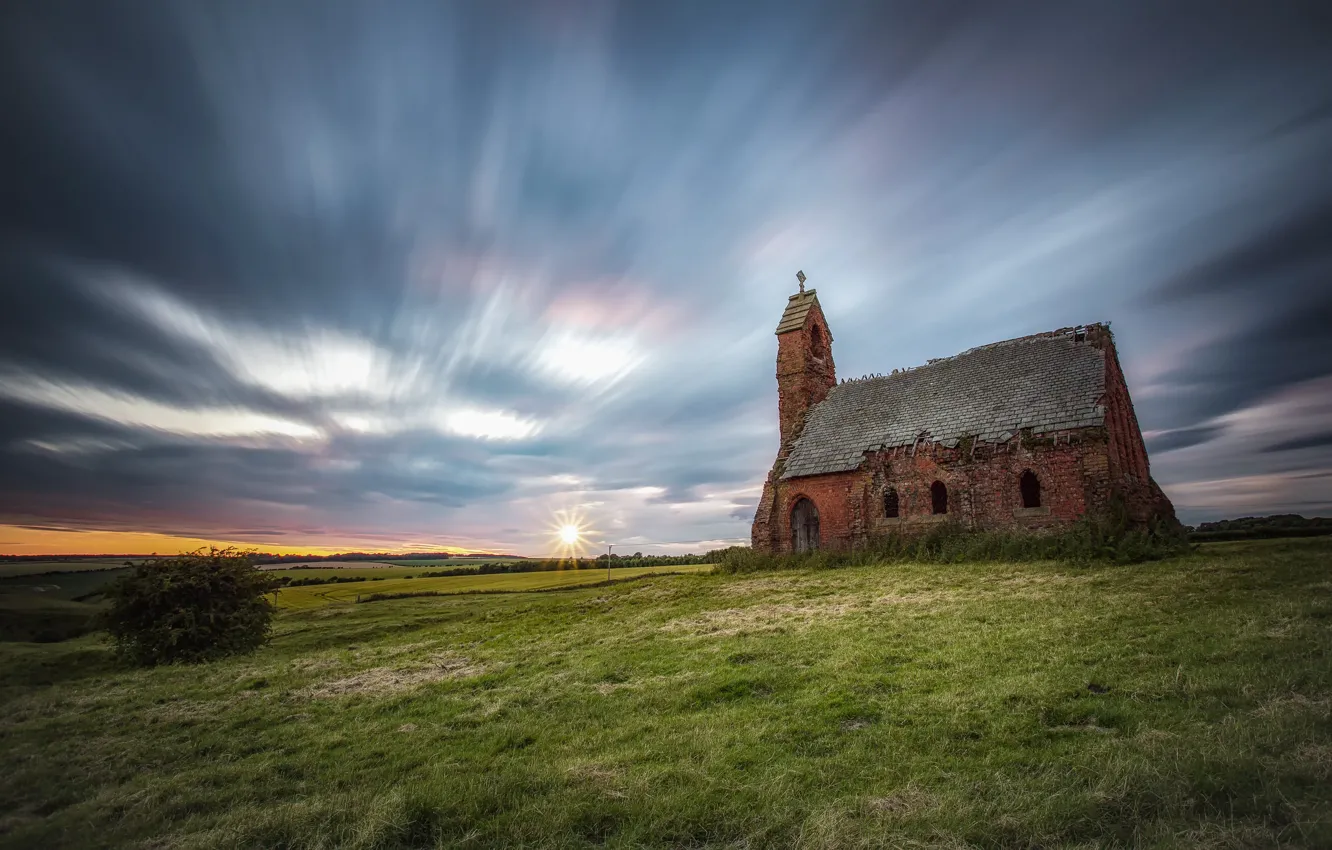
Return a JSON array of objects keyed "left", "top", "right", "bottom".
[
  {"left": 836, "top": 321, "right": 1108, "bottom": 385},
  {"left": 784, "top": 326, "right": 1109, "bottom": 479}
]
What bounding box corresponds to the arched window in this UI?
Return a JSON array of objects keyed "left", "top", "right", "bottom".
[
  {"left": 931, "top": 481, "right": 948, "bottom": 515},
  {"left": 791, "top": 497, "right": 820, "bottom": 552},
  {"left": 809, "top": 323, "right": 824, "bottom": 355},
  {"left": 1020, "top": 470, "right": 1041, "bottom": 508},
  {"left": 883, "top": 486, "right": 900, "bottom": 518}
]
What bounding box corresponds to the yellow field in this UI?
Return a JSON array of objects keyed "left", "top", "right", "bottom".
[{"left": 273, "top": 563, "right": 714, "bottom": 610}]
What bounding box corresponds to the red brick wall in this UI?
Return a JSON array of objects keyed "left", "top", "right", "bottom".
[
  {"left": 775, "top": 306, "right": 835, "bottom": 455},
  {"left": 768, "top": 469, "right": 864, "bottom": 552},
  {"left": 871, "top": 440, "right": 1094, "bottom": 532},
  {"left": 1093, "top": 328, "right": 1177, "bottom": 526},
  {"left": 1097, "top": 328, "right": 1150, "bottom": 484},
  {"left": 754, "top": 431, "right": 1119, "bottom": 551}
]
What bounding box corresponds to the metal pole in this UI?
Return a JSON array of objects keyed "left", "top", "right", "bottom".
[{"left": 607, "top": 544, "right": 613, "bottom": 582}]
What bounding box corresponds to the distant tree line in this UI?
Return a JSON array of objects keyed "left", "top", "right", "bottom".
[
  {"left": 1187, "top": 515, "right": 1332, "bottom": 542},
  {"left": 414, "top": 553, "right": 709, "bottom": 577},
  {"left": 253, "top": 551, "right": 522, "bottom": 564}
]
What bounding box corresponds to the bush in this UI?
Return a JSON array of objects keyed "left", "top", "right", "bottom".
[
  {"left": 713, "top": 511, "right": 1192, "bottom": 575},
  {"left": 100, "top": 547, "right": 277, "bottom": 666}
]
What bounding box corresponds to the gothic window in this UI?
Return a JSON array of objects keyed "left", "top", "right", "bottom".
[
  {"left": 809, "top": 323, "right": 824, "bottom": 356},
  {"left": 1020, "top": 470, "right": 1041, "bottom": 508},
  {"left": 883, "top": 487, "right": 900, "bottom": 518},
  {"left": 931, "top": 480, "right": 948, "bottom": 515},
  {"left": 791, "top": 497, "right": 820, "bottom": 552}
]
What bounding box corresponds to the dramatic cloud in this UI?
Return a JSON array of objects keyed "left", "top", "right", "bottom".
[
  {"left": 1264, "top": 433, "right": 1332, "bottom": 454},
  {"left": 1, "top": 0, "right": 1331, "bottom": 553}
]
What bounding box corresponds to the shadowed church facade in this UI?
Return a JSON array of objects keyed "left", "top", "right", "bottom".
[{"left": 751, "top": 280, "right": 1176, "bottom": 553}]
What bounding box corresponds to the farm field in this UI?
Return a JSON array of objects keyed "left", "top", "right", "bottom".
[
  {"left": 0, "top": 560, "right": 131, "bottom": 579},
  {"left": 256, "top": 557, "right": 528, "bottom": 571},
  {"left": 0, "top": 568, "right": 129, "bottom": 602},
  {"left": 256, "top": 560, "right": 402, "bottom": 571},
  {"left": 264, "top": 566, "right": 439, "bottom": 580},
  {"left": 1, "top": 538, "right": 1329, "bottom": 848},
  {"left": 273, "top": 563, "right": 715, "bottom": 610},
  {"left": 383, "top": 556, "right": 528, "bottom": 567}
]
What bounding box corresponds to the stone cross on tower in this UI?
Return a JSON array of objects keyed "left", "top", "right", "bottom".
[{"left": 796, "top": 270, "right": 806, "bottom": 293}]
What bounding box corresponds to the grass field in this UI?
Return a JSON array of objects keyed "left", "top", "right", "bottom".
[
  {"left": 0, "top": 568, "right": 129, "bottom": 601},
  {"left": 273, "top": 564, "right": 715, "bottom": 610},
  {"left": 1, "top": 538, "right": 1330, "bottom": 848},
  {"left": 264, "top": 567, "right": 437, "bottom": 580},
  {"left": 384, "top": 556, "right": 528, "bottom": 567},
  {"left": 0, "top": 569, "right": 127, "bottom": 642},
  {"left": 0, "top": 560, "right": 130, "bottom": 579}
]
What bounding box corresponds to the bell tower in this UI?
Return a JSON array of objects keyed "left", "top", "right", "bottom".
[{"left": 774, "top": 271, "right": 835, "bottom": 455}]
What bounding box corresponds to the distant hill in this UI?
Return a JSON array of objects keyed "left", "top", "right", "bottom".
[
  {"left": 252, "top": 551, "right": 525, "bottom": 565},
  {"left": 1188, "top": 514, "right": 1332, "bottom": 541}
]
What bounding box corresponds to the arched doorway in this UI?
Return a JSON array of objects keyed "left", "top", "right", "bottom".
[{"left": 791, "top": 497, "right": 820, "bottom": 552}]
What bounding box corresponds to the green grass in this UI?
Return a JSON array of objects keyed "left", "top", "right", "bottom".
[
  {"left": 273, "top": 564, "right": 715, "bottom": 610},
  {"left": 0, "top": 593, "right": 105, "bottom": 642},
  {"left": 0, "top": 570, "right": 126, "bottom": 642},
  {"left": 1, "top": 539, "right": 1330, "bottom": 848}
]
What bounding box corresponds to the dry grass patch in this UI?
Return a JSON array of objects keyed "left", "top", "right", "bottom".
[
  {"left": 715, "top": 576, "right": 804, "bottom": 597},
  {"left": 872, "top": 590, "right": 960, "bottom": 606},
  {"left": 866, "top": 786, "right": 938, "bottom": 817},
  {"left": 565, "top": 762, "right": 626, "bottom": 792},
  {"left": 659, "top": 599, "right": 868, "bottom": 637},
  {"left": 1250, "top": 691, "right": 1332, "bottom": 719},
  {"left": 301, "top": 653, "right": 485, "bottom": 698},
  {"left": 286, "top": 655, "right": 343, "bottom": 673},
  {"left": 1290, "top": 741, "right": 1332, "bottom": 779},
  {"left": 141, "top": 698, "right": 241, "bottom": 724},
  {"left": 591, "top": 671, "right": 699, "bottom": 695}
]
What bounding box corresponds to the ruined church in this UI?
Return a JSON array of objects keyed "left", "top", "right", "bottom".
[{"left": 752, "top": 279, "right": 1176, "bottom": 553}]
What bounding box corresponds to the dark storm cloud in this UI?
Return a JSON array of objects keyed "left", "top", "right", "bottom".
[
  {"left": 1147, "top": 293, "right": 1332, "bottom": 429},
  {"left": 1153, "top": 199, "right": 1332, "bottom": 303},
  {"left": 1263, "top": 433, "right": 1332, "bottom": 454},
  {"left": 1145, "top": 426, "right": 1224, "bottom": 455},
  {"left": 1, "top": 0, "right": 1331, "bottom": 548}
]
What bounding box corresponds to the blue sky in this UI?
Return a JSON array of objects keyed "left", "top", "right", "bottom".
[{"left": 1, "top": 1, "right": 1330, "bottom": 554}]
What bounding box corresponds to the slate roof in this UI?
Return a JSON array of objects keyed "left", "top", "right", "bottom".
[
  {"left": 775, "top": 289, "right": 826, "bottom": 335},
  {"left": 780, "top": 326, "right": 1108, "bottom": 479}
]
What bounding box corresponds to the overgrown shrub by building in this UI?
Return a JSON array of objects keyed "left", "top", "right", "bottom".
[
  {"left": 100, "top": 547, "right": 276, "bottom": 665},
  {"left": 712, "top": 511, "right": 1191, "bottom": 575}
]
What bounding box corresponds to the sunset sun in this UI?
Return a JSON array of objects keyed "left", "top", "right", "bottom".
[{"left": 548, "top": 509, "right": 597, "bottom": 560}]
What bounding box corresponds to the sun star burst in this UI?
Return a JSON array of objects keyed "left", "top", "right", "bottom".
[{"left": 548, "top": 509, "right": 599, "bottom": 561}]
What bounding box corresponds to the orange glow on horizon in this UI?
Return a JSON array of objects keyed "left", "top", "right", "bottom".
[{"left": 0, "top": 525, "right": 484, "bottom": 557}]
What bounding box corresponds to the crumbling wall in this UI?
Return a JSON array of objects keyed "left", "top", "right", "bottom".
[{"left": 1092, "top": 326, "right": 1178, "bottom": 527}]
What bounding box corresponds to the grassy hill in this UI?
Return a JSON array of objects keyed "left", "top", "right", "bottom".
[{"left": 1, "top": 538, "right": 1329, "bottom": 848}]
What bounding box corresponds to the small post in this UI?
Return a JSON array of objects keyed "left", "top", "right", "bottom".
[{"left": 607, "top": 544, "right": 613, "bottom": 583}]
